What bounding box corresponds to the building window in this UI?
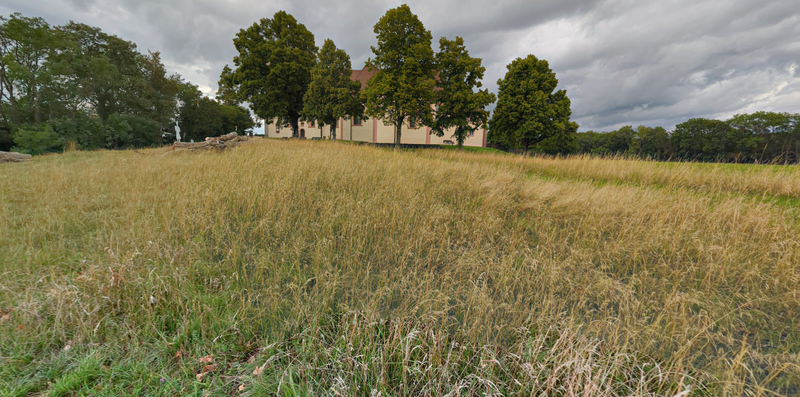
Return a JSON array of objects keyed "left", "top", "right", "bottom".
[
  {"left": 300, "top": 122, "right": 305, "bottom": 127},
  {"left": 353, "top": 116, "right": 362, "bottom": 126},
  {"left": 469, "top": 129, "right": 474, "bottom": 137},
  {"left": 309, "top": 119, "right": 315, "bottom": 127},
  {"left": 409, "top": 117, "right": 416, "bottom": 129}
]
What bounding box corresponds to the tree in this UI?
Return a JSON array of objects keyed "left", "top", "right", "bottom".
[
  {"left": 534, "top": 121, "right": 579, "bottom": 155},
  {"left": 0, "top": 13, "right": 54, "bottom": 126},
  {"left": 302, "top": 39, "right": 362, "bottom": 140},
  {"left": 431, "top": 36, "right": 495, "bottom": 150},
  {"left": 671, "top": 118, "right": 732, "bottom": 161},
  {"left": 225, "top": 11, "right": 316, "bottom": 138},
  {"left": 178, "top": 81, "right": 254, "bottom": 142},
  {"left": 363, "top": 4, "right": 436, "bottom": 149},
  {"left": 728, "top": 111, "right": 790, "bottom": 163},
  {"left": 49, "top": 22, "right": 179, "bottom": 148},
  {"left": 216, "top": 65, "right": 239, "bottom": 106},
  {"left": 11, "top": 123, "right": 62, "bottom": 154},
  {"left": 636, "top": 125, "right": 671, "bottom": 159},
  {"left": 488, "top": 55, "right": 573, "bottom": 154}
]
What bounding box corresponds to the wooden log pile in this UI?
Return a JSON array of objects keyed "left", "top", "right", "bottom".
[
  {"left": 0, "top": 151, "right": 32, "bottom": 163},
  {"left": 170, "top": 132, "right": 248, "bottom": 151}
]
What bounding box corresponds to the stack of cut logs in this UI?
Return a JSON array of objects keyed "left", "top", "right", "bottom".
[
  {"left": 0, "top": 151, "right": 32, "bottom": 163},
  {"left": 171, "top": 132, "right": 248, "bottom": 151}
]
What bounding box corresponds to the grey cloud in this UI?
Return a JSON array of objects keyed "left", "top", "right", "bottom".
[{"left": 2, "top": 0, "right": 798, "bottom": 131}]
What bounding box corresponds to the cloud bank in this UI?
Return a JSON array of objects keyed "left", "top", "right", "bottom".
[{"left": 3, "top": 0, "right": 798, "bottom": 130}]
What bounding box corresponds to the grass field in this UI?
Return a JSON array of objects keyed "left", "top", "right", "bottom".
[{"left": 1, "top": 139, "right": 799, "bottom": 396}]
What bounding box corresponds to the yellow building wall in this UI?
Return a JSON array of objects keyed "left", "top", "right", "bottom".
[{"left": 264, "top": 117, "right": 487, "bottom": 147}]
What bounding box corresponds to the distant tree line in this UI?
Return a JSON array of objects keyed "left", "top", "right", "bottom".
[
  {"left": 0, "top": 13, "right": 254, "bottom": 155},
  {"left": 569, "top": 112, "right": 800, "bottom": 164}
]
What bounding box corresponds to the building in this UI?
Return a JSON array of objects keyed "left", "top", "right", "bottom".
[{"left": 263, "top": 66, "right": 488, "bottom": 147}]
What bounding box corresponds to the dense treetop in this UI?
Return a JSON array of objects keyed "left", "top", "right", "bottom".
[
  {"left": 363, "top": 4, "right": 437, "bottom": 149},
  {"left": 0, "top": 12, "right": 254, "bottom": 154},
  {"left": 431, "top": 36, "right": 496, "bottom": 150},
  {"left": 302, "top": 39, "right": 363, "bottom": 140},
  {"left": 489, "top": 55, "right": 574, "bottom": 153},
  {"left": 575, "top": 112, "right": 800, "bottom": 164},
  {"left": 223, "top": 11, "right": 317, "bottom": 138}
]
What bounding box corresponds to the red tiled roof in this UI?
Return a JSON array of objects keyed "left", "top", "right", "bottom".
[
  {"left": 349, "top": 66, "right": 442, "bottom": 91},
  {"left": 350, "top": 66, "right": 377, "bottom": 91}
]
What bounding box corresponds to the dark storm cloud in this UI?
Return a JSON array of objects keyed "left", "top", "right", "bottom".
[{"left": 2, "top": 0, "right": 798, "bottom": 130}]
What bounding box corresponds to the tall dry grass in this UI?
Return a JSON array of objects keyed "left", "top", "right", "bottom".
[
  {"left": 422, "top": 151, "right": 800, "bottom": 200},
  {"left": 0, "top": 140, "right": 798, "bottom": 395}
]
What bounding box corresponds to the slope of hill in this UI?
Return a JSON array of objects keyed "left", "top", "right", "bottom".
[{"left": 1, "top": 140, "right": 798, "bottom": 395}]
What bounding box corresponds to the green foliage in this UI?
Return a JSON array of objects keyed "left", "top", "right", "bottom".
[
  {"left": 215, "top": 65, "right": 239, "bottom": 107},
  {"left": 0, "top": 125, "right": 12, "bottom": 151},
  {"left": 575, "top": 112, "right": 800, "bottom": 164},
  {"left": 635, "top": 125, "right": 671, "bottom": 159},
  {"left": 672, "top": 118, "right": 732, "bottom": 161},
  {"left": 0, "top": 13, "right": 181, "bottom": 153},
  {"left": 302, "top": 39, "right": 362, "bottom": 140},
  {"left": 0, "top": 13, "right": 54, "bottom": 125},
  {"left": 11, "top": 123, "right": 63, "bottom": 154},
  {"left": 533, "top": 121, "right": 579, "bottom": 155},
  {"left": 489, "top": 54, "right": 574, "bottom": 153},
  {"left": 177, "top": 81, "right": 255, "bottom": 142},
  {"left": 431, "top": 36, "right": 495, "bottom": 150},
  {"left": 225, "top": 11, "right": 317, "bottom": 137},
  {"left": 364, "top": 4, "right": 436, "bottom": 148}
]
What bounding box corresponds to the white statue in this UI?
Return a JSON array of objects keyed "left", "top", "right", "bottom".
[{"left": 175, "top": 122, "right": 182, "bottom": 142}]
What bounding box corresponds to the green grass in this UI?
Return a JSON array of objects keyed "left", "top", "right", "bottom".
[
  {"left": 1, "top": 140, "right": 798, "bottom": 396},
  {"left": 438, "top": 145, "right": 508, "bottom": 154}
]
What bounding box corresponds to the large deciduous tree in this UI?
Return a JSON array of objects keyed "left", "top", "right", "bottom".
[
  {"left": 0, "top": 13, "right": 54, "bottom": 126},
  {"left": 302, "top": 39, "right": 362, "bottom": 140},
  {"left": 431, "top": 36, "right": 495, "bottom": 150},
  {"left": 215, "top": 65, "right": 240, "bottom": 107},
  {"left": 0, "top": 14, "right": 180, "bottom": 152},
  {"left": 224, "top": 11, "right": 316, "bottom": 138},
  {"left": 364, "top": 4, "right": 436, "bottom": 149},
  {"left": 489, "top": 55, "right": 574, "bottom": 154}
]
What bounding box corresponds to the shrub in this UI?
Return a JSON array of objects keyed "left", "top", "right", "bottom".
[{"left": 11, "top": 124, "right": 64, "bottom": 155}]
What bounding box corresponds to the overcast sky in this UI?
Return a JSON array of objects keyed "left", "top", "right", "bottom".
[{"left": 3, "top": 0, "right": 798, "bottom": 131}]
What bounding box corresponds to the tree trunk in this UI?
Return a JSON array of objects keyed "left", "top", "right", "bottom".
[
  {"left": 349, "top": 118, "right": 353, "bottom": 141},
  {"left": 31, "top": 75, "right": 41, "bottom": 124},
  {"left": 457, "top": 127, "right": 465, "bottom": 151},
  {"left": 395, "top": 116, "right": 404, "bottom": 150},
  {"left": 290, "top": 118, "right": 299, "bottom": 138},
  {"left": 331, "top": 123, "right": 337, "bottom": 140}
]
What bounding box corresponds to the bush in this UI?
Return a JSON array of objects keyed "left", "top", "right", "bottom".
[
  {"left": 0, "top": 125, "right": 13, "bottom": 151},
  {"left": 11, "top": 124, "right": 64, "bottom": 155}
]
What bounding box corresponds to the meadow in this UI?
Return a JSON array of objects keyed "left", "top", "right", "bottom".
[{"left": 1, "top": 139, "right": 798, "bottom": 396}]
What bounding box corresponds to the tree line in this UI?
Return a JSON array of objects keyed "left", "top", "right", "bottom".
[
  {"left": 11, "top": 6, "right": 785, "bottom": 164},
  {"left": 221, "top": 5, "right": 574, "bottom": 151},
  {"left": 569, "top": 112, "right": 800, "bottom": 164},
  {"left": 0, "top": 13, "right": 255, "bottom": 155}
]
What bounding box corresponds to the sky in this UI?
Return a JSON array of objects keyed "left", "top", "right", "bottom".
[{"left": 3, "top": 0, "right": 799, "bottom": 131}]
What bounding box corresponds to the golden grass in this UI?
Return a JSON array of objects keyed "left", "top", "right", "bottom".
[
  {"left": 1, "top": 140, "right": 799, "bottom": 395},
  {"left": 420, "top": 151, "right": 800, "bottom": 200}
]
